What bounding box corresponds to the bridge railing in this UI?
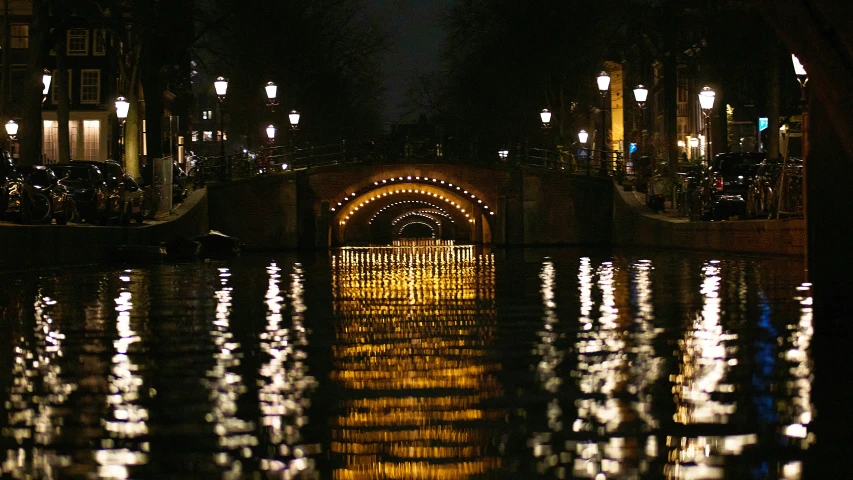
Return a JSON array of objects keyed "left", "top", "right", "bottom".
[{"left": 189, "top": 142, "right": 625, "bottom": 187}]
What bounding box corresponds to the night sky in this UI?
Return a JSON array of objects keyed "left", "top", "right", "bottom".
[{"left": 365, "top": 0, "right": 453, "bottom": 123}]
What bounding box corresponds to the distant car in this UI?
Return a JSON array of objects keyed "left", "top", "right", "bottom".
[
  {"left": 49, "top": 164, "right": 108, "bottom": 224},
  {"left": 15, "top": 166, "right": 74, "bottom": 224},
  {"left": 708, "top": 152, "right": 765, "bottom": 220}
]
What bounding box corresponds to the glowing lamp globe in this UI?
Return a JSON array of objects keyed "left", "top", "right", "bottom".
[
  {"left": 698, "top": 86, "right": 716, "bottom": 111},
  {"left": 597, "top": 71, "right": 611, "bottom": 93},
  {"left": 214, "top": 76, "right": 229, "bottom": 97},
  {"left": 265, "top": 81, "right": 278, "bottom": 101}
]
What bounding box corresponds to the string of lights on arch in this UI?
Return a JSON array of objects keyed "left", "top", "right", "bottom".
[
  {"left": 395, "top": 221, "right": 437, "bottom": 238},
  {"left": 368, "top": 201, "right": 453, "bottom": 225},
  {"left": 391, "top": 209, "right": 455, "bottom": 226},
  {"left": 340, "top": 189, "right": 479, "bottom": 225},
  {"left": 393, "top": 213, "right": 441, "bottom": 230},
  {"left": 330, "top": 174, "right": 494, "bottom": 218}
]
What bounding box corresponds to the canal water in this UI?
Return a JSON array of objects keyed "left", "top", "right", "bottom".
[{"left": 0, "top": 247, "right": 811, "bottom": 479}]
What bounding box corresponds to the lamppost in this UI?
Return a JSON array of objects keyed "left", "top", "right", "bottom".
[
  {"left": 266, "top": 124, "right": 276, "bottom": 145},
  {"left": 698, "top": 86, "right": 716, "bottom": 167},
  {"left": 597, "top": 71, "right": 611, "bottom": 173},
  {"left": 540, "top": 109, "right": 552, "bottom": 130},
  {"left": 214, "top": 76, "right": 228, "bottom": 179},
  {"left": 791, "top": 54, "right": 808, "bottom": 158},
  {"left": 265, "top": 81, "right": 278, "bottom": 109},
  {"left": 5, "top": 120, "right": 18, "bottom": 158},
  {"left": 42, "top": 69, "right": 52, "bottom": 103},
  {"left": 579, "top": 129, "right": 590, "bottom": 175},
  {"left": 115, "top": 96, "right": 129, "bottom": 168},
  {"left": 633, "top": 84, "right": 649, "bottom": 158}
]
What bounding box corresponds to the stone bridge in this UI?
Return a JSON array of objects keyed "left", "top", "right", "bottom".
[{"left": 206, "top": 163, "right": 614, "bottom": 248}]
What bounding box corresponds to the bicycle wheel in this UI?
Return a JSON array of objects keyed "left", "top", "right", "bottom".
[{"left": 24, "top": 192, "right": 52, "bottom": 224}]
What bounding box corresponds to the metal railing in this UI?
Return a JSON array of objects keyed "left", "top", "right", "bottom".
[{"left": 188, "top": 140, "right": 626, "bottom": 188}]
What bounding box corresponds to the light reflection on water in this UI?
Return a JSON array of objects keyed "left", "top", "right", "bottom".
[{"left": 0, "top": 248, "right": 813, "bottom": 478}]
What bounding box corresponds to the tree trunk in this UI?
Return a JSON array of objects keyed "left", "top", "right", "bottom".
[
  {"left": 18, "top": 0, "right": 48, "bottom": 166},
  {"left": 56, "top": 31, "right": 71, "bottom": 162},
  {"left": 125, "top": 84, "right": 140, "bottom": 177}
]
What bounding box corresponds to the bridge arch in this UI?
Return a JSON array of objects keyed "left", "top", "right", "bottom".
[{"left": 331, "top": 181, "right": 492, "bottom": 245}]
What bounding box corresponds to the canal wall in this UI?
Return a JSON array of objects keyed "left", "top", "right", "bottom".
[
  {"left": 0, "top": 188, "right": 209, "bottom": 270},
  {"left": 612, "top": 183, "right": 806, "bottom": 256}
]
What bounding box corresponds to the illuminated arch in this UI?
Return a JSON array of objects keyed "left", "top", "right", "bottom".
[
  {"left": 391, "top": 211, "right": 444, "bottom": 226},
  {"left": 329, "top": 174, "right": 495, "bottom": 218},
  {"left": 335, "top": 183, "right": 480, "bottom": 227},
  {"left": 369, "top": 201, "right": 453, "bottom": 225},
  {"left": 395, "top": 221, "right": 436, "bottom": 238}
]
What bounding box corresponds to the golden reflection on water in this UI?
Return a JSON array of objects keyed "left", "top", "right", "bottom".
[
  {"left": 1, "top": 290, "right": 75, "bottom": 478},
  {"left": 330, "top": 246, "right": 500, "bottom": 479},
  {"left": 204, "top": 267, "right": 258, "bottom": 477},
  {"left": 96, "top": 271, "right": 149, "bottom": 479},
  {"left": 258, "top": 262, "right": 319, "bottom": 476}
]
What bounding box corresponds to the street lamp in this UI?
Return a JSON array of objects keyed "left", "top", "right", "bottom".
[
  {"left": 42, "top": 69, "right": 52, "bottom": 102},
  {"left": 5, "top": 120, "right": 18, "bottom": 140},
  {"left": 265, "top": 81, "right": 278, "bottom": 107},
  {"left": 597, "top": 71, "right": 611, "bottom": 100},
  {"left": 214, "top": 76, "right": 228, "bottom": 178},
  {"left": 633, "top": 84, "right": 648, "bottom": 109},
  {"left": 115, "top": 96, "right": 129, "bottom": 167},
  {"left": 5, "top": 120, "right": 18, "bottom": 158},
  {"left": 792, "top": 54, "right": 808, "bottom": 101},
  {"left": 698, "top": 86, "right": 716, "bottom": 166},
  {"left": 540, "top": 109, "right": 552, "bottom": 130},
  {"left": 289, "top": 110, "right": 301, "bottom": 130},
  {"left": 266, "top": 124, "right": 277, "bottom": 144},
  {"left": 579, "top": 129, "right": 590, "bottom": 175}
]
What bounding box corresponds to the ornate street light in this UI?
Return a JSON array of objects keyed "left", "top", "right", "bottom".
[
  {"left": 41, "top": 69, "right": 52, "bottom": 104},
  {"left": 5, "top": 120, "right": 18, "bottom": 140},
  {"left": 115, "top": 96, "right": 129, "bottom": 124},
  {"left": 42, "top": 69, "right": 52, "bottom": 97},
  {"left": 540, "top": 109, "right": 552, "bottom": 130},
  {"left": 791, "top": 54, "right": 808, "bottom": 101},
  {"left": 289, "top": 110, "right": 301, "bottom": 130},
  {"left": 266, "top": 124, "right": 277, "bottom": 143},
  {"left": 578, "top": 129, "right": 590, "bottom": 175},
  {"left": 115, "top": 96, "right": 130, "bottom": 167},
  {"left": 633, "top": 84, "right": 648, "bottom": 109},
  {"left": 698, "top": 86, "right": 716, "bottom": 165},
  {"left": 214, "top": 76, "right": 228, "bottom": 102},
  {"left": 698, "top": 85, "right": 716, "bottom": 113},
  {"left": 578, "top": 129, "right": 589, "bottom": 144},
  {"left": 265, "top": 81, "right": 278, "bottom": 107},
  {"left": 597, "top": 71, "right": 611, "bottom": 98}
]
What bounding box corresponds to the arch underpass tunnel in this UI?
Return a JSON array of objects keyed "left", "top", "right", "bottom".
[{"left": 329, "top": 175, "right": 494, "bottom": 246}]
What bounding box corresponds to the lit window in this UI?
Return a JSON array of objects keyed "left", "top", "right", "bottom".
[
  {"left": 80, "top": 69, "right": 100, "bottom": 104},
  {"left": 11, "top": 24, "right": 28, "bottom": 49},
  {"left": 43, "top": 120, "right": 58, "bottom": 163},
  {"left": 93, "top": 30, "right": 106, "bottom": 55},
  {"left": 202, "top": 110, "right": 213, "bottom": 120},
  {"left": 83, "top": 120, "right": 100, "bottom": 159},
  {"left": 67, "top": 29, "right": 89, "bottom": 55},
  {"left": 203, "top": 131, "right": 213, "bottom": 142},
  {"left": 191, "top": 131, "right": 199, "bottom": 142}
]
